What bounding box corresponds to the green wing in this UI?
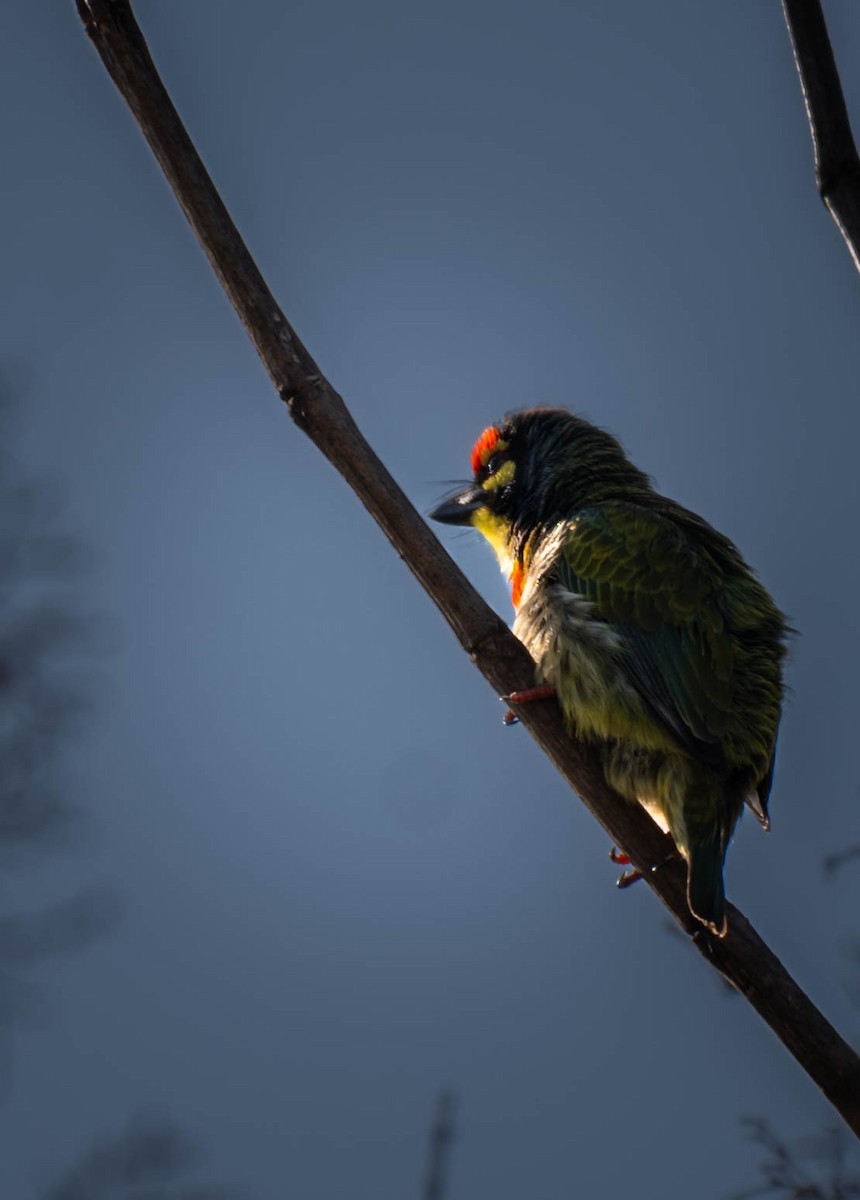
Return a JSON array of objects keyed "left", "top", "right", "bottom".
[{"left": 556, "top": 503, "right": 735, "bottom": 766}]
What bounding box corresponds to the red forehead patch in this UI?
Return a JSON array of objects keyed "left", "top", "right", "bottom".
[{"left": 470, "top": 426, "right": 501, "bottom": 475}]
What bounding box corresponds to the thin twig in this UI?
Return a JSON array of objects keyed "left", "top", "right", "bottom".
[
  {"left": 420, "top": 1091, "right": 457, "bottom": 1200},
  {"left": 73, "top": 0, "right": 860, "bottom": 1135},
  {"left": 728, "top": 1116, "right": 860, "bottom": 1199},
  {"left": 782, "top": 0, "right": 860, "bottom": 274},
  {"left": 823, "top": 843, "right": 860, "bottom": 880}
]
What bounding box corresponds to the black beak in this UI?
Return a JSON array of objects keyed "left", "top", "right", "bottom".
[{"left": 429, "top": 484, "right": 486, "bottom": 526}]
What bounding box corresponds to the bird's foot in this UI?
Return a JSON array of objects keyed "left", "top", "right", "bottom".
[
  {"left": 501, "top": 684, "right": 557, "bottom": 726},
  {"left": 609, "top": 846, "right": 643, "bottom": 887},
  {"left": 609, "top": 845, "right": 679, "bottom": 889}
]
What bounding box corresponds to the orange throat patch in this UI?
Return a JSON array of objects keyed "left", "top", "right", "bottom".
[{"left": 510, "top": 561, "right": 524, "bottom": 609}]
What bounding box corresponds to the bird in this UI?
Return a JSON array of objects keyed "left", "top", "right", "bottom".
[{"left": 430, "top": 407, "right": 788, "bottom": 936}]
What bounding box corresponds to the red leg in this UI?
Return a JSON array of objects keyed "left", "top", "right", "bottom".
[
  {"left": 612, "top": 847, "right": 680, "bottom": 890},
  {"left": 611, "top": 846, "right": 643, "bottom": 887},
  {"left": 503, "top": 684, "right": 557, "bottom": 705},
  {"left": 501, "top": 684, "right": 557, "bottom": 726}
]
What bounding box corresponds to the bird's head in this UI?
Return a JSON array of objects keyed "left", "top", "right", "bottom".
[{"left": 430, "top": 407, "right": 651, "bottom": 563}]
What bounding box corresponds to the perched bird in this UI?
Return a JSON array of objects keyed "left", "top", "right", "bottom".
[{"left": 430, "top": 408, "right": 787, "bottom": 936}]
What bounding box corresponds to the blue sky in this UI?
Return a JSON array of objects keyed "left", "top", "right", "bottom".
[{"left": 3, "top": 2, "right": 860, "bottom": 1196}]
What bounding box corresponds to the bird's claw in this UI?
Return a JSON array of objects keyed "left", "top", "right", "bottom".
[
  {"left": 500, "top": 684, "right": 557, "bottom": 726},
  {"left": 611, "top": 845, "right": 679, "bottom": 889},
  {"left": 616, "top": 867, "right": 644, "bottom": 889}
]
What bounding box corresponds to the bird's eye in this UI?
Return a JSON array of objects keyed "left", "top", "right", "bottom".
[{"left": 485, "top": 453, "right": 505, "bottom": 476}]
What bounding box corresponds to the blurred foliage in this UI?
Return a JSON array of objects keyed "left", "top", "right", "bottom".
[
  {"left": 0, "top": 389, "right": 120, "bottom": 1090},
  {"left": 39, "top": 1116, "right": 244, "bottom": 1200},
  {"left": 822, "top": 831, "right": 860, "bottom": 1014},
  {"left": 822, "top": 844, "right": 860, "bottom": 881},
  {"left": 420, "top": 1090, "right": 457, "bottom": 1200},
  {"left": 729, "top": 850, "right": 860, "bottom": 1199},
  {"left": 728, "top": 1117, "right": 860, "bottom": 1200}
]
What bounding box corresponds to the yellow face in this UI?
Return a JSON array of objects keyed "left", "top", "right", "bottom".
[
  {"left": 471, "top": 505, "right": 516, "bottom": 576},
  {"left": 481, "top": 458, "right": 516, "bottom": 492},
  {"left": 429, "top": 421, "right": 525, "bottom": 606},
  {"left": 471, "top": 456, "right": 518, "bottom": 575}
]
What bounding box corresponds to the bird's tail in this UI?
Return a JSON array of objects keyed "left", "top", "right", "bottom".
[{"left": 687, "top": 842, "right": 727, "bottom": 937}]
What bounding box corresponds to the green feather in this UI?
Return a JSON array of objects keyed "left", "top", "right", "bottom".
[
  {"left": 688, "top": 841, "right": 727, "bottom": 936},
  {"left": 432, "top": 407, "right": 789, "bottom": 934},
  {"left": 556, "top": 504, "right": 738, "bottom": 764}
]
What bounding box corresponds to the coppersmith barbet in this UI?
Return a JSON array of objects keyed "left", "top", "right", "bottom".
[{"left": 430, "top": 408, "right": 787, "bottom": 936}]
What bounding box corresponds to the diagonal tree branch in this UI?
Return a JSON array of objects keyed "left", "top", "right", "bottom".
[
  {"left": 74, "top": 0, "right": 860, "bottom": 1135},
  {"left": 782, "top": 0, "right": 860, "bottom": 274}
]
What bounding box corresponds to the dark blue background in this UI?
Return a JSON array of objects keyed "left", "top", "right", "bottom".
[{"left": 3, "top": 2, "right": 859, "bottom": 1195}]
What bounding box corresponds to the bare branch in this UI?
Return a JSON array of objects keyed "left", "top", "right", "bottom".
[
  {"left": 73, "top": 1, "right": 860, "bottom": 1135},
  {"left": 782, "top": 0, "right": 860, "bottom": 274}
]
